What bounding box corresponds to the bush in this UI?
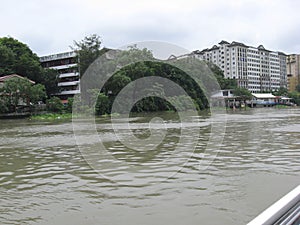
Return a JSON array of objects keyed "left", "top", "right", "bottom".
[
  {"left": 65, "top": 98, "right": 73, "bottom": 113},
  {"left": 46, "top": 97, "right": 64, "bottom": 113}
]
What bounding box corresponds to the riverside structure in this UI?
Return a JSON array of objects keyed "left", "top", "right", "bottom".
[
  {"left": 193, "top": 40, "right": 288, "bottom": 93},
  {"left": 40, "top": 51, "right": 80, "bottom": 103}
]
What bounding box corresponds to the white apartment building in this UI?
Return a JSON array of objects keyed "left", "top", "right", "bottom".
[
  {"left": 40, "top": 51, "right": 80, "bottom": 102},
  {"left": 193, "top": 41, "right": 287, "bottom": 93}
]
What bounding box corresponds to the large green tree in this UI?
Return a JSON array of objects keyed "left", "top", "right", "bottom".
[
  {"left": 81, "top": 46, "right": 213, "bottom": 114},
  {"left": 0, "top": 36, "right": 58, "bottom": 97},
  {"left": 0, "top": 77, "right": 46, "bottom": 113},
  {"left": 73, "top": 35, "right": 238, "bottom": 115},
  {"left": 72, "top": 34, "right": 109, "bottom": 76},
  {"left": 0, "top": 37, "right": 41, "bottom": 80}
]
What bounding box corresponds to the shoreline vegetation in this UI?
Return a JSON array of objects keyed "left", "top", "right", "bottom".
[
  {"left": 24, "top": 105, "right": 297, "bottom": 121},
  {"left": 30, "top": 113, "right": 73, "bottom": 121},
  {"left": 0, "top": 105, "right": 297, "bottom": 121},
  {"left": 1, "top": 35, "right": 300, "bottom": 121}
]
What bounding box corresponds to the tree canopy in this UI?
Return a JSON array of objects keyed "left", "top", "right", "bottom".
[
  {"left": 233, "top": 87, "right": 252, "bottom": 100},
  {"left": 0, "top": 77, "right": 46, "bottom": 113},
  {"left": 75, "top": 43, "right": 235, "bottom": 115},
  {"left": 0, "top": 36, "right": 58, "bottom": 97},
  {"left": 71, "top": 34, "right": 109, "bottom": 76},
  {"left": 206, "top": 62, "right": 237, "bottom": 90}
]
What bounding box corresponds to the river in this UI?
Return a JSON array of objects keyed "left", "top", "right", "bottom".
[{"left": 0, "top": 108, "right": 299, "bottom": 225}]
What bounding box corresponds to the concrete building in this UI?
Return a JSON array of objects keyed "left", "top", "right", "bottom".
[
  {"left": 193, "top": 41, "right": 287, "bottom": 93},
  {"left": 286, "top": 54, "right": 300, "bottom": 92},
  {"left": 40, "top": 51, "right": 80, "bottom": 102}
]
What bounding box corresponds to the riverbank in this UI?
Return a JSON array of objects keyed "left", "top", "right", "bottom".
[
  {"left": 29, "top": 112, "right": 120, "bottom": 121},
  {"left": 0, "top": 112, "right": 31, "bottom": 119},
  {"left": 30, "top": 113, "right": 73, "bottom": 121},
  {"left": 1, "top": 105, "right": 298, "bottom": 121}
]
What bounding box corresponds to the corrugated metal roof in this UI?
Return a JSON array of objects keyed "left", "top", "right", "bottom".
[{"left": 252, "top": 93, "right": 276, "bottom": 98}]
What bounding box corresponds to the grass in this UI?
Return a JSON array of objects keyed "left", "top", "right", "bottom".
[{"left": 30, "top": 113, "right": 73, "bottom": 121}]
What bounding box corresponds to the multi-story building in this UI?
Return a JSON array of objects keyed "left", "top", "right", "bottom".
[
  {"left": 193, "top": 41, "right": 287, "bottom": 93},
  {"left": 286, "top": 54, "right": 300, "bottom": 92},
  {"left": 40, "top": 51, "right": 80, "bottom": 102}
]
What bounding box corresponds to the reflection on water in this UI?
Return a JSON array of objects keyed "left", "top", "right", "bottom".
[{"left": 0, "top": 108, "right": 299, "bottom": 225}]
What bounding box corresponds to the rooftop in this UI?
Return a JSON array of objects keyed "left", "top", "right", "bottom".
[
  {"left": 0, "top": 74, "right": 35, "bottom": 84},
  {"left": 252, "top": 93, "right": 276, "bottom": 98}
]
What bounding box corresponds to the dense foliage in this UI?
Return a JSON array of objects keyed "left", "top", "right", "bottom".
[
  {"left": 0, "top": 37, "right": 59, "bottom": 97},
  {"left": 288, "top": 91, "right": 300, "bottom": 105},
  {"left": 206, "top": 62, "right": 237, "bottom": 90},
  {"left": 0, "top": 77, "right": 46, "bottom": 113},
  {"left": 233, "top": 87, "right": 252, "bottom": 100},
  {"left": 75, "top": 41, "right": 236, "bottom": 115},
  {"left": 72, "top": 34, "right": 109, "bottom": 76}
]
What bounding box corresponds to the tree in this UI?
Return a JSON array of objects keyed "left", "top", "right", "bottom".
[
  {"left": 0, "top": 45, "right": 15, "bottom": 75},
  {"left": 207, "top": 62, "right": 237, "bottom": 89},
  {"left": 296, "top": 84, "right": 300, "bottom": 93},
  {"left": 0, "top": 37, "right": 42, "bottom": 80},
  {"left": 288, "top": 91, "right": 300, "bottom": 105},
  {"left": 273, "top": 87, "right": 288, "bottom": 96},
  {"left": 1, "top": 77, "right": 46, "bottom": 113},
  {"left": 233, "top": 87, "right": 252, "bottom": 100},
  {"left": 73, "top": 39, "right": 233, "bottom": 115},
  {"left": 65, "top": 98, "right": 73, "bottom": 113},
  {"left": 72, "top": 34, "right": 107, "bottom": 76},
  {"left": 41, "top": 68, "right": 59, "bottom": 97},
  {"left": 30, "top": 84, "right": 47, "bottom": 104},
  {"left": 0, "top": 36, "right": 58, "bottom": 97},
  {"left": 0, "top": 97, "right": 9, "bottom": 113},
  {"left": 46, "top": 97, "right": 64, "bottom": 113},
  {"left": 95, "top": 93, "right": 110, "bottom": 115}
]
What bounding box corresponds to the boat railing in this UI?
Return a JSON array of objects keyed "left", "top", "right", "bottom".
[{"left": 247, "top": 185, "right": 300, "bottom": 225}]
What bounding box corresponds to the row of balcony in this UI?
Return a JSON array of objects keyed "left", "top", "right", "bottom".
[
  {"left": 57, "top": 90, "right": 80, "bottom": 95},
  {"left": 50, "top": 63, "right": 77, "bottom": 71},
  {"left": 40, "top": 51, "right": 76, "bottom": 62},
  {"left": 58, "top": 81, "right": 80, "bottom": 87},
  {"left": 59, "top": 72, "right": 79, "bottom": 78}
]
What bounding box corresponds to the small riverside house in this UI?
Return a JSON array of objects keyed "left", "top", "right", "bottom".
[{"left": 252, "top": 93, "right": 276, "bottom": 107}]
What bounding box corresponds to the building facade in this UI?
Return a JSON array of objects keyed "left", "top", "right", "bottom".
[
  {"left": 40, "top": 51, "right": 80, "bottom": 102},
  {"left": 286, "top": 54, "right": 300, "bottom": 92},
  {"left": 193, "top": 41, "right": 287, "bottom": 93}
]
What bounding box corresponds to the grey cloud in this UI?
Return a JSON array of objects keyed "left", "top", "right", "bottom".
[{"left": 0, "top": 0, "right": 299, "bottom": 55}]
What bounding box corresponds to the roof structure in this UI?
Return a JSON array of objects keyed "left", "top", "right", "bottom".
[
  {"left": 0, "top": 74, "right": 35, "bottom": 84},
  {"left": 219, "top": 40, "right": 230, "bottom": 45},
  {"left": 210, "top": 45, "right": 220, "bottom": 50},
  {"left": 228, "top": 41, "right": 249, "bottom": 48},
  {"left": 257, "top": 45, "right": 271, "bottom": 52},
  {"left": 252, "top": 93, "right": 276, "bottom": 99}
]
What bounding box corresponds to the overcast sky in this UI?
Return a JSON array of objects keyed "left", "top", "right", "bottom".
[{"left": 1, "top": 0, "right": 300, "bottom": 56}]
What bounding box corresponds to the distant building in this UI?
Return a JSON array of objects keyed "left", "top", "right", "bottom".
[
  {"left": 193, "top": 40, "right": 287, "bottom": 93},
  {"left": 40, "top": 51, "right": 80, "bottom": 102},
  {"left": 286, "top": 54, "right": 300, "bottom": 92}
]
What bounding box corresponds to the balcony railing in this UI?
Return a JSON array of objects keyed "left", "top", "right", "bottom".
[
  {"left": 40, "top": 51, "right": 76, "bottom": 62},
  {"left": 58, "top": 90, "right": 80, "bottom": 95},
  {"left": 59, "top": 72, "right": 79, "bottom": 78},
  {"left": 50, "top": 63, "right": 77, "bottom": 70},
  {"left": 58, "top": 81, "right": 80, "bottom": 87}
]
